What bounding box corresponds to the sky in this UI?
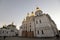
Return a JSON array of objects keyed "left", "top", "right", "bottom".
[{"left": 0, "top": 0, "right": 60, "bottom": 30}]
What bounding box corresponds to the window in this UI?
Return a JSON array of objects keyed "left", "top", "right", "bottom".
[
  {"left": 30, "top": 23, "right": 31, "bottom": 27},
  {"left": 30, "top": 29, "right": 31, "bottom": 32},
  {"left": 30, "top": 25, "right": 31, "bottom": 27},
  {"left": 37, "top": 30, "right": 39, "bottom": 34},
  {"left": 16, "top": 33, "right": 18, "bottom": 36},
  {"left": 11, "top": 30, "right": 14, "bottom": 32},
  {"left": 39, "top": 20, "right": 41, "bottom": 23},
  {"left": 36, "top": 21, "right": 38, "bottom": 24},
  {"left": 42, "top": 30, "right": 44, "bottom": 34},
  {"left": 7, "top": 31, "right": 8, "bottom": 34},
  {"left": 30, "top": 23, "right": 31, "bottom": 24},
  {"left": 30, "top": 24, "right": 31, "bottom": 32},
  {"left": 3, "top": 31, "right": 4, "bottom": 33}
]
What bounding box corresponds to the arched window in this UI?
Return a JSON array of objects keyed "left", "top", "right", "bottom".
[
  {"left": 37, "top": 15, "right": 38, "bottom": 16},
  {"left": 3, "top": 31, "right": 4, "bottom": 33},
  {"left": 37, "top": 30, "right": 39, "bottom": 34},
  {"left": 30, "top": 29, "right": 31, "bottom": 32},
  {"left": 30, "top": 25, "right": 31, "bottom": 27},
  {"left": 36, "top": 20, "right": 38, "bottom": 24},
  {"left": 11, "top": 30, "right": 14, "bottom": 32},
  {"left": 7, "top": 31, "right": 8, "bottom": 34},
  {"left": 39, "top": 20, "right": 41, "bottom": 23},
  {"left": 42, "top": 30, "right": 44, "bottom": 34}
]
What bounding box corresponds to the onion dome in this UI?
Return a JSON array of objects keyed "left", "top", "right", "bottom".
[{"left": 35, "top": 7, "right": 43, "bottom": 16}]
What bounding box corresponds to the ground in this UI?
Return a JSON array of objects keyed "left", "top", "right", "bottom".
[{"left": 0, "top": 36, "right": 60, "bottom": 40}]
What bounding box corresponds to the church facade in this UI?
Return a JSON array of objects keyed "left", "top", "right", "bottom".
[{"left": 19, "top": 7, "right": 58, "bottom": 37}]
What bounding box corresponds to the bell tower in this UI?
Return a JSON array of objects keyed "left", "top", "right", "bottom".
[{"left": 35, "top": 7, "right": 43, "bottom": 16}]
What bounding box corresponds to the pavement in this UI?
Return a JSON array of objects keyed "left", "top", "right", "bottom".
[{"left": 0, "top": 36, "right": 60, "bottom": 40}]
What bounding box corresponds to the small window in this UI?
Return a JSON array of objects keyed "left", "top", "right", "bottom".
[
  {"left": 36, "top": 21, "right": 38, "bottom": 24},
  {"left": 37, "top": 30, "right": 39, "bottom": 34},
  {"left": 7, "top": 31, "right": 8, "bottom": 34},
  {"left": 30, "top": 25, "right": 31, "bottom": 27},
  {"left": 30, "top": 29, "right": 31, "bottom": 32},
  {"left": 30, "top": 23, "right": 31, "bottom": 24},
  {"left": 11, "top": 30, "right": 14, "bottom": 32},
  {"left": 42, "top": 30, "right": 44, "bottom": 34},
  {"left": 3, "top": 31, "right": 4, "bottom": 33},
  {"left": 26, "top": 30, "right": 27, "bottom": 32},
  {"left": 16, "top": 33, "right": 18, "bottom": 36},
  {"left": 39, "top": 20, "right": 41, "bottom": 23},
  {"left": 37, "top": 15, "right": 38, "bottom": 16}
]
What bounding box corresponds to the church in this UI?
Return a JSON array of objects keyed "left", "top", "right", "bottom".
[
  {"left": 19, "top": 7, "right": 58, "bottom": 37},
  {"left": 0, "top": 23, "right": 18, "bottom": 36}
]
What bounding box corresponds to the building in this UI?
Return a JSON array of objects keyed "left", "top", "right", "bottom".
[
  {"left": 0, "top": 23, "right": 18, "bottom": 36},
  {"left": 19, "top": 7, "right": 58, "bottom": 37}
]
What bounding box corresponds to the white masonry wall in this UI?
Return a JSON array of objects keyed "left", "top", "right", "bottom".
[
  {"left": 35, "top": 15, "right": 56, "bottom": 37},
  {"left": 0, "top": 29, "right": 18, "bottom": 36}
]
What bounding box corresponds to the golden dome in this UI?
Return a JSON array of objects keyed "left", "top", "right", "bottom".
[
  {"left": 36, "top": 7, "right": 40, "bottom": 10},
  {"left": 30, "top": 11, "right": 35, "bottom": 17}
]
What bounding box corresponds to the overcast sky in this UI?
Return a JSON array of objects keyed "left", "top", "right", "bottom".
[{"left": 0, "top": 0, "right": 60, "bottom": 30}]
